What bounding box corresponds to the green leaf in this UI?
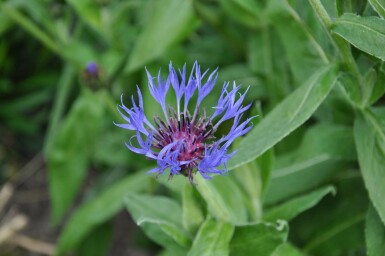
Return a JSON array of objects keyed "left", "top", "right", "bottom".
[
  {"left": 182, "top": 184, "right": 205, "bottom": 235},
  {"left": 47, "top": 90, "right": 104, "bottom": 224},
  {"left": 195, "top": 175, "right": 248, "bottom": 225},
  {"left": 124, "top": 193, "right": 192, "bottom": 248},
  {"left": 219, "top": 0, "right": 262, "bottom": 29},
  {"left": 66, "top": 0, "right": 102, "bottom": 31},
  {"left": 369, "top": 64, "right": 385, "bottom": 105},
  {"left": 336, "top": 0, "right": 367, "bottom": 15},
  {"left": 228, "top": 64, "right": 338, "bottom": 170},
  {"left": 368, "top": 0, "right": 385, "bottom": 18},
  {"left": 76, "top": 221, "right": 113, "bottom": 256},
  {"left": 265, "top": 124, "right": 355, "bottom": 204},
  {"left": 187, "top": 217, "right": 234, "bottom": 256},
  {"left": 229, "top": 221, "right": 288, "bottom": 256},
  {"left": 362, "top": 68, "right": 377, "bottom": 107},
  {"left": 232, "top": 104, "right": 269, "bottom": 222},
  {"left": 158, "top": 247, "right": 189, "bottom": 256},
  {"left": 266, "top": 0, "right": 328, "bottom": 83},
  {"left": 332, "top": 14, "right": 385, "bottom": 61},
  {"left": 264, "top": 186, "right": 336, "bottom": 222},
  {"left": 272, "top": 243, "right": 305, "bottom": 256},
  {"left": 298, "top": 177, "right": 367, "bottom": 254},
  {"left": 126, "top": 0, "right": 198, "bottom": 72},
  {"left": 232, "top": 160, "right": 263, "bottom": 222},
  {"left": 354, "top": 109, "right": 385, "bottom": 225},
  {"left": 56, "top": 171, "right": 150, "bottom": 255},
  {"left": 366, "top": 204, "right": 385, "bottom": 256},
  {"left": 339, "top": 71, "right": 362, "bottom": 105}
]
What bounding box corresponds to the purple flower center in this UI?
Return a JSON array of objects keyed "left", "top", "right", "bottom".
[{"left": 152, "top": 111, "right": 213, "bottom": 179}]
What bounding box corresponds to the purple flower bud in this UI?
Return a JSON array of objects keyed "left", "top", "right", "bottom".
[{"left": 85, "top": 62, "right": 98, "bottom": 75}]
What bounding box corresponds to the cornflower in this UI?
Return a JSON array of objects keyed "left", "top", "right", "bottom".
[{"left": 115, "top": 62, "right": 252, "bottom": 182}]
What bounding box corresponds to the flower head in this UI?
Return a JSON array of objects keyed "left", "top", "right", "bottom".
[
  {"left": 115, "top": 61, "right": 252, "bottom": 182},
  {"left": 85, "top": 61, "right": 99, "bottom": 75}
]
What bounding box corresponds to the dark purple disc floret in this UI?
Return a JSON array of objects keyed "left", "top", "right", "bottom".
[{"left": 115, "top": 61, "right": 253, "bottom": 182}]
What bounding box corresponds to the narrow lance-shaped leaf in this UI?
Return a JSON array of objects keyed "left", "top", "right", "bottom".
[
  {"left": 366, "top": 204, "right": 385, "bottom": 256},
  {"left": 124, "top": 193, "right": 192, "bottom": 248},
  {"left": 126, "top": 0, "right": 198, "bottom": 72},
  {"left": 182, "top": 184, "right": 205, "bottom": 235},
  {"left": 266, "top": 0, "right": 329, "bottom": 83},
  {"left": 273, "top": 243, "right": 305, "bottom": 256},
  {"left": 187, "top": 217, "right": 234, "bottom": 256},
  {"left": 264, "top": 186, "right": 336, "bottom": 222},
  {"left": 66, "top": 0, "right": 102, "bottom": 31},
  {"left": 332, "top": 14, "right": 385, "bottom": 61},
  {"left": 354, "top": 109, "right": 385, "bottom": 225},
  {"left": 228, "top": 64, "right": 338, "bottom": 170},
  {"left": 195, "top": 175, "right": 248, "bottom": 225},
  {"left": 219, "top": 0, "right": 262, "bottom": 29},
  {"left": 56, "top": 170, "right": 150, "bottom": 255},
  {"left": 368, "top": 0, "right": 385, "bottom": 19},
  {"left": 47, "top": 89, "right": 104, "bottom": 224},
  {"left": 265, "top": 124, "right": 355, "bottom": 204},
  {"left": 230, "top": 221, "right": 288, "bottom": 256}
]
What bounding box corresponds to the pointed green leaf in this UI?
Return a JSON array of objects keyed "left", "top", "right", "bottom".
[
  {"left": 332, "top": 14, "right": 385, "bottom": 61},
  {"left": 368, "top": 0, "right": 385, "bottom": 18},
  {"left": 355, "top": 109, "right": 385, "bottom": 225},
  {"left": 47, "top": 90, "right": 104, "bottom": 224},
  {"left": 233, "top": 160, "right": 263, "bottom": 222},
  {"left": 366, "top": 204, "right": 385, "bottom": 256},
  {"left": 124, "top": 193, "right": 192, "bottom": 248},
  {"left": 66, "top": 0, "right": 102, "bottom": 31},
  {"left": 182, "top": 184, "right": 205, "bottom": 235},
  {"left": 187, "top": 218, "right": 234, "bottom": 256},
  {"left": 273, "top": 243, "right": 305, "bottom": 256},
  {"left": 219, "top": 0, "right": 262, "bottom": 29},
  {"left": 265, "top": 124, "right": 355, "bottom": 204},
  {"left": 126, "top": 0, "right": 198, "bottom": 72},
  {"left": 228, "top": 64, "right": 338, "bottom": 170},
  {"left": 56, "top": 170, "right": 150, "bottom": 255},
  {"left": 265, "top": 186, "right": 336, "bottom": 222},
  {"left": 195, "top": 175, "right": 248, "bottom": 225},
  {"left": 267, "top": 0, "right": 328, "bottom": 83},
  {"left": 230, "top": 221, "right": 288, "bottom": 256}
]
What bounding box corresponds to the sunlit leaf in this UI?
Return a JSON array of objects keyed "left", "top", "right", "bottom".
[{"left": 228, "top": 64, "right": 338, "bottom": 170}]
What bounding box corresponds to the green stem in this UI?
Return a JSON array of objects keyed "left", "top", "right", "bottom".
[{"left": 1, "top": 3, "right": 60, "bottom": 55}]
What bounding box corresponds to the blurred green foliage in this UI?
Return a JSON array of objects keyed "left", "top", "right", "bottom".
[{"left": 1, "top": 0, "right": 385, "bottom": 255}]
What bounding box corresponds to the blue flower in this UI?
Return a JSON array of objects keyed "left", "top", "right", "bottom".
[{"left": 116, "top": 61, "right": 252, "bottom": 182}]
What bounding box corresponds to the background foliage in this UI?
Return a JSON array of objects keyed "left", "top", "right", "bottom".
[{"left": 1, "top": 0, "right": 385, "bottom": 255}]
